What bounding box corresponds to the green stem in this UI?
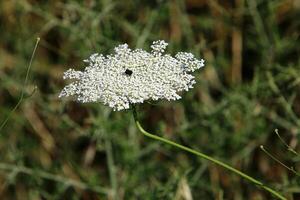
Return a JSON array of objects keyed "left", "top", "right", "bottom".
[
  {"left": 132, "top": 106, "right": 286, "bottom": 200},
  {"left": 0, "top": 38, "right": 40, "bottom": 132}
]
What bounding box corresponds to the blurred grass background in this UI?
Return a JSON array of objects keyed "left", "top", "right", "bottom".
[{"left": 0, "top": 0, "right": 300, "bottom": 199}]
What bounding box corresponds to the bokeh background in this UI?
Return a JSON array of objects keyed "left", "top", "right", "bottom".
[{"left": 0, "top": 0, "right": 300, "bottom": 199}]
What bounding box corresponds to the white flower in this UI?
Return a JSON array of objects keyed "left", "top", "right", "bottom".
[{"left": 59, "top": 40, "right": 205, "bottom": 111}]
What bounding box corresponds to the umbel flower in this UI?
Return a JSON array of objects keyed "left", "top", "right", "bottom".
[{"left": 59, "top": 40, "right": 205, "bottom": 111}]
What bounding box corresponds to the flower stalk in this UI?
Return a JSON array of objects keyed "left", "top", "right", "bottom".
[{"left": 132, "top": 106, "right": 286, "bottom": 200}]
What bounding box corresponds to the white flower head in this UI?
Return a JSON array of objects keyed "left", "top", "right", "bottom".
[{"left": 59, "top": 40, "right": 205, "bottom": 111}]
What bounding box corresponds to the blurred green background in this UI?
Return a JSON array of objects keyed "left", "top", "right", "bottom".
[{"left": 0, "top": 0, "right": 300, "bottom": 199}]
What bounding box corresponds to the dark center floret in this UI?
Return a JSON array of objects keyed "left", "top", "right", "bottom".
[{"left": 125, "top": 69, "right": 133, "bottom": 76}]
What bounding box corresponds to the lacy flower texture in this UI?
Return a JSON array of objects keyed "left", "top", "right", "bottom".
[{"left": 59, "top": 40, "right": 205, "bottom": 111}]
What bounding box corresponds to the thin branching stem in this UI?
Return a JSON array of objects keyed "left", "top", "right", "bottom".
[
  {"left": 132, "top": 106, "right": 286, "bottom": 200},
  {"left": 275, "top": 129, "right": 299, "bottom": 156},
  {"left": 0, "top": 38, "right": 40, "bottom": 132},
  {"left": 260, "top": 145, "right": 300, "bottom": 177}
]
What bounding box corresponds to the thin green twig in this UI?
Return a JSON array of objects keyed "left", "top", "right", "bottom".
[
  {"left": 275, "top": 129, "right": 299, "bottom": 156},
  {"left": 260, "top": 145, "right": 300, "bottom": 177},
  {"left": 132, "top": 106, "right": 286, "bottom": 200},
  {"left": 0, "top": 38, "right": 40, "bottom": 132}
]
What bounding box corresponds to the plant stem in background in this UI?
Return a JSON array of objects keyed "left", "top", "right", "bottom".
[
  {"left": 275, "top": 129, "right": 299, "bottom": 156},
  {"left": 260, "top": 145, "right": 300, "bottom": 177},
  {"left": 0, "top": 162, "right": 109, "bottom": 194},
  {"left": 0, "top": 37, "right": 40, "bottom": 133},
  {"left": 131, "top": 106, "right": 286, "bottom": 200}
]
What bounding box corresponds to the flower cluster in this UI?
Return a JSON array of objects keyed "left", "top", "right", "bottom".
[{"left": 59, "top": 40, "right": 205, "bottom": 111}]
